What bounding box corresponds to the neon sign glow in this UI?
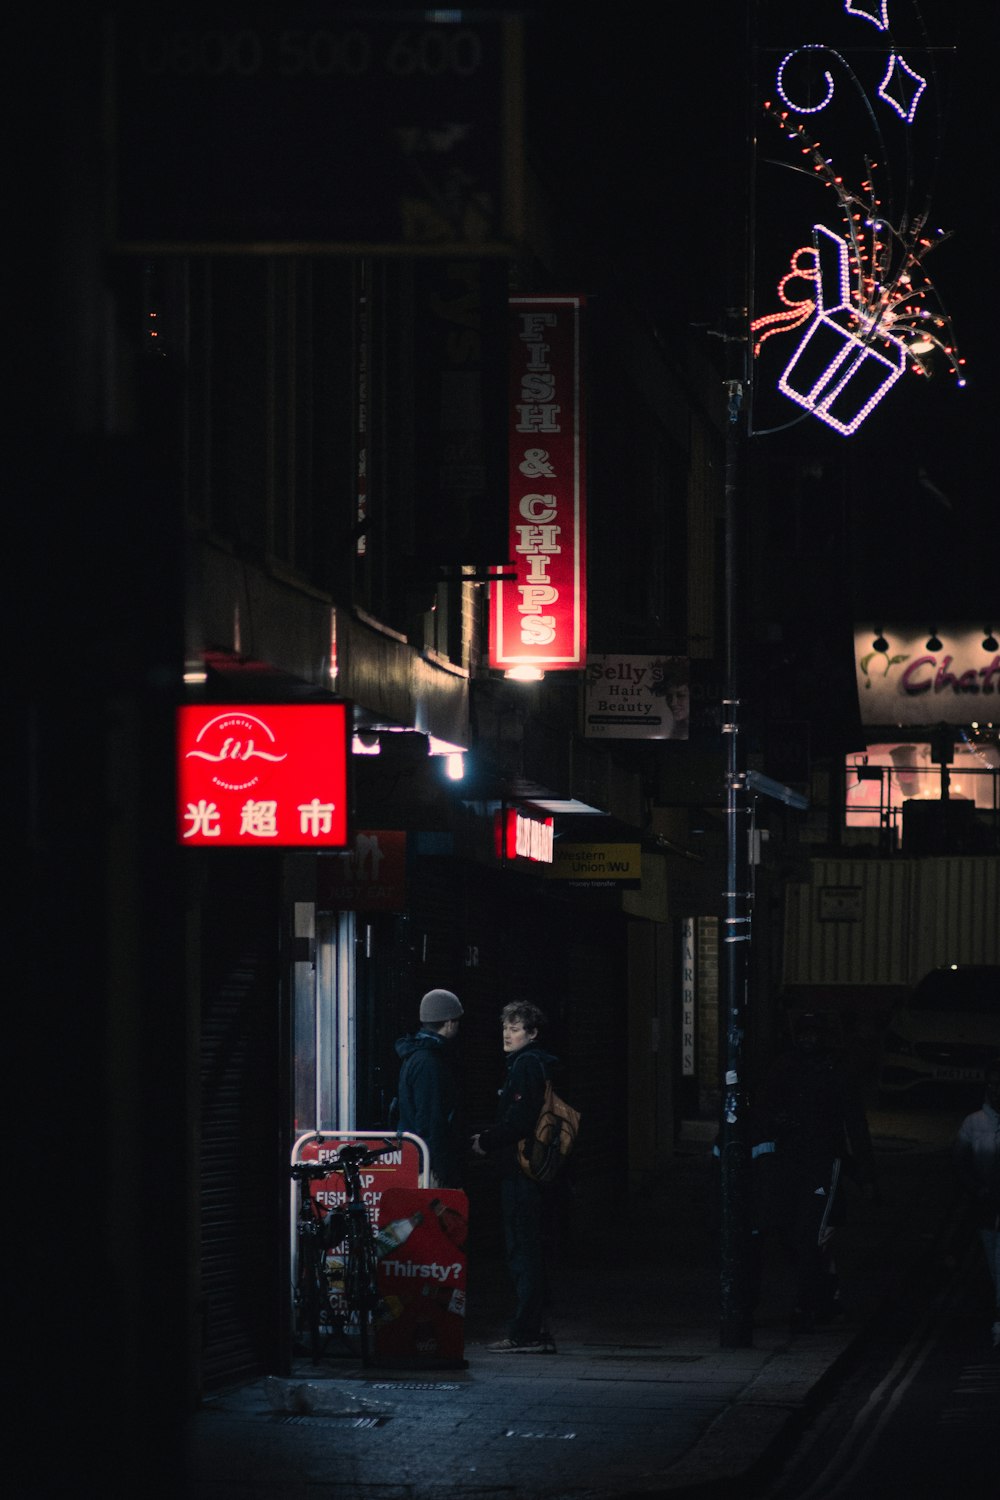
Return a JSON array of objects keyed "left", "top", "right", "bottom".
[
  {"left": 177, "top": 703, "right": 349, "bottom": 847},
  {"left": 754, "top": 6, "right": 964, "bottom": 435},
  {"left": 494, "top": 807, "right": 554, "bottom": 864},
  {"left": 490, "top": 296, "right": 587, "bottom": 671}
]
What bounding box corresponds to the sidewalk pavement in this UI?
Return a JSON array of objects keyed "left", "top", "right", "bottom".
[{"left": 183, "top": 1106, "right": 969, "bottom": 1500}]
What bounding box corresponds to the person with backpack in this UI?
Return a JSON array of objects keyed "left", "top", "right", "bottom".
[{"left": 472, "top": 1001, "right": 559, "bottom": 1353}]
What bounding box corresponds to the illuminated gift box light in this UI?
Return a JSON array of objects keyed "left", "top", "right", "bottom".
[{"left": 778, "top": 224, "right": 906, "bottom": 435}]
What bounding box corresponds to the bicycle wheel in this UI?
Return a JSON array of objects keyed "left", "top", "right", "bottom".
[
  {"left": 297, "top": 1230, "right": 325, "bottom": 1364},
  {"left": 343, "top": 1213, "right": 378, "bottom": 1365}
]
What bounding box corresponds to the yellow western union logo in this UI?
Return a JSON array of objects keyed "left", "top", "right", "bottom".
[{"left": 546, "top": 843, "right": 642, "bottom": 881}]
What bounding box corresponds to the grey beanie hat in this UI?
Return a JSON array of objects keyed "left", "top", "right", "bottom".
[{"left": 420, "top": 988, "right": 464, "bottom": 1022}]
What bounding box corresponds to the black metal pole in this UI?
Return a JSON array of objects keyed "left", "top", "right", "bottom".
[
  {"left": 719, "top": 1, "right": 756, "bottom": 1350},
  {"left": 719, "top": 350, "right": 754, "bottom": 1349}
]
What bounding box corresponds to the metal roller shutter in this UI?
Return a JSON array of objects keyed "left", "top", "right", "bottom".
[{"left": 198, "top": 854, "right": 284, "bottom": 1391}]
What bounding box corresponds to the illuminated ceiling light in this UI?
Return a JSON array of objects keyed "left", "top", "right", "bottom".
[
  {"left": 351, "top": 733, "right": 381, "bottom": 756},
  {"left": 183, "top": 669, "right": 208, "bottom": 685},
  {"left": 926, "top": 631, "right": 942, "bottom": 652},
  {"left": 426, "top": 737, "right": 468, "bottom": 780},
  {"left": 504, "top": 665, "right": 545, "bottom": 682}
]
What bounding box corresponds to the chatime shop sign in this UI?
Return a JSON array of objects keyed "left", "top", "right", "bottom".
[{"left": 855, "top": 625, "right": 1000, "bottom": 727}]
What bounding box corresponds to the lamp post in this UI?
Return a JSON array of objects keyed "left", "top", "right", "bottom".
[
  {"left": 717, "top": 337, "right": 810, "bottom": 1346},
  {"left": 718, "top": 308, "right": 755, "bottom": 1349},
  {"left": 715, "top": 0, "right": 757, "bottom": 1351}
]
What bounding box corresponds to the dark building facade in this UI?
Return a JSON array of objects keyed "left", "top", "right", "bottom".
[{"left": 17, "top": 6, "right": 997, "bottom": 1492}]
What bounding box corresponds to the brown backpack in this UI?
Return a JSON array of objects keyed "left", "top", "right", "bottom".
[{"left": 518, "top": 1077, "right": 581, "bottom": 1184}]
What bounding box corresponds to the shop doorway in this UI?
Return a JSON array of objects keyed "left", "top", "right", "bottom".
[{"left": 293, "top": 908, "right": 357, "bottom": 1132}]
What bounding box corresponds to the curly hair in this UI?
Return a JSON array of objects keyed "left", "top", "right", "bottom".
[{"left": 500, "top": 1001, "right": 547, "bottom": 1033}]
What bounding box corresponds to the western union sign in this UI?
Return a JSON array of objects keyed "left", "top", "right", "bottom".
[{"left": 545, "top": 843, "right": 642, "bottom": 887}]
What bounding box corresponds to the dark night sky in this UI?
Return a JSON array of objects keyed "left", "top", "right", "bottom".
[{"left": 524, "top": 0, "right": 997, "bottom": 624}]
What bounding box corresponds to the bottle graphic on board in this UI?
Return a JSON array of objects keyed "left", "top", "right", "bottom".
[
  {"left": 373, "top": 1211, "right": 423, "bottom": 1260},
  {"left": 421, "top": 1283, "right": 466, "bottom": 1317},
  {"left": 428, "top": 1198, "right": 467, "bottom": 1247}
]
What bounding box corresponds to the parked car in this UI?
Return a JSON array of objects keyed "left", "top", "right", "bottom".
[{"left": 878, "top": 965, "right": 1000, "bottom": 1102}]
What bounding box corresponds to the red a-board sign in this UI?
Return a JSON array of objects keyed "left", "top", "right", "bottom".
[
  {"left": 374, "top": 1187, "right": 468, "bottom": 1367},
  {"left": 290, "top": 1135, "right": 466, "bottom": 1367},
  {"left": 177, "top": 702, "right": 348, "bottom": 846}
]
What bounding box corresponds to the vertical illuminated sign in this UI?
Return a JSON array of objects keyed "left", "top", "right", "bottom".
[
  {"left": 490, "top": 296, "right": 586, "bottom": 670},
  {"left": 177, "top": 703, "right": 349, "bottom": 847},
  {"left": 682, "top": 918, "right": 696, "bottom": 1077}
]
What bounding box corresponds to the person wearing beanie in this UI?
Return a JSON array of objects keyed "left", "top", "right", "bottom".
[{"left": 394, "top": 989, "right": 465, "bottom": 1188}]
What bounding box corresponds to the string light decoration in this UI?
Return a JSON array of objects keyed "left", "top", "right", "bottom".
[
  {"left": 752, "top": 2, "right": 965, "bottom": 436},
  {"left": 769, "top": 224, "right": 907, "bottom": 435},
  {"left": 845, "top": 1, "right": 889, "bottom": 31}
]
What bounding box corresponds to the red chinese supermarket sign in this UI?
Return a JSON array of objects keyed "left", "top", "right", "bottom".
[
  {"left": 177, "top": 703, "right": 349, "bottom": 847},
  {"left": 489, "top": 296, "right": 586, "bottom": 671}
]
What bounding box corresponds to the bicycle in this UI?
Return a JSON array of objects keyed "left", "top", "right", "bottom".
[
  {"left": 290, "top": 1139, "right": 399, "bottom": 1366},
  {"left": 289, "top": 1158, "right": 346, "bottom": 1364}
]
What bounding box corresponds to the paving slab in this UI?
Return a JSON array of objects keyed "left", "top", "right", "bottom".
[{"left": 183, "top": 1109, "right": 966, "bottom": 1499}]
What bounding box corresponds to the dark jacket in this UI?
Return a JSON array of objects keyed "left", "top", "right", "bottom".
[
  {"left": 478, "top": 1042, "right": 558, "bottom": 1179},
  {"left": 394, "top": 1030, "right": 464, "bottom": 1188}
]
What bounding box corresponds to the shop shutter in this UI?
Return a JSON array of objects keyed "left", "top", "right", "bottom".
[{"left": 199, "top": 855, "right": 283, "bottom": 1391}]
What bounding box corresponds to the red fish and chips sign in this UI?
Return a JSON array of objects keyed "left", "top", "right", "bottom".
[
  {"left": 177, "top": 702, "right": 349, "bottom": 846},
  {"left": 490, "top": 295, "right": 587, "bottom": 671}
]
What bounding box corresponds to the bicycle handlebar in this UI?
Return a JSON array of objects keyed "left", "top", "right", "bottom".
[{"left": 290, "top": 1139, "right": 399, "bottom": 1181}]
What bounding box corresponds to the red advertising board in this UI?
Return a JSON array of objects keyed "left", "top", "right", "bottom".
[
  {"left": 490, "top": 295, "right": 587, "bottom": 671},
  {"left": 177, "top": 702, "right": 348, "bottom": 847},
  {"left": 374, "top": 1187, "right": 468, "bottom": 1367},
  {"left": 294, "top": 1132, "right": 425, "bottom": 1200}
]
